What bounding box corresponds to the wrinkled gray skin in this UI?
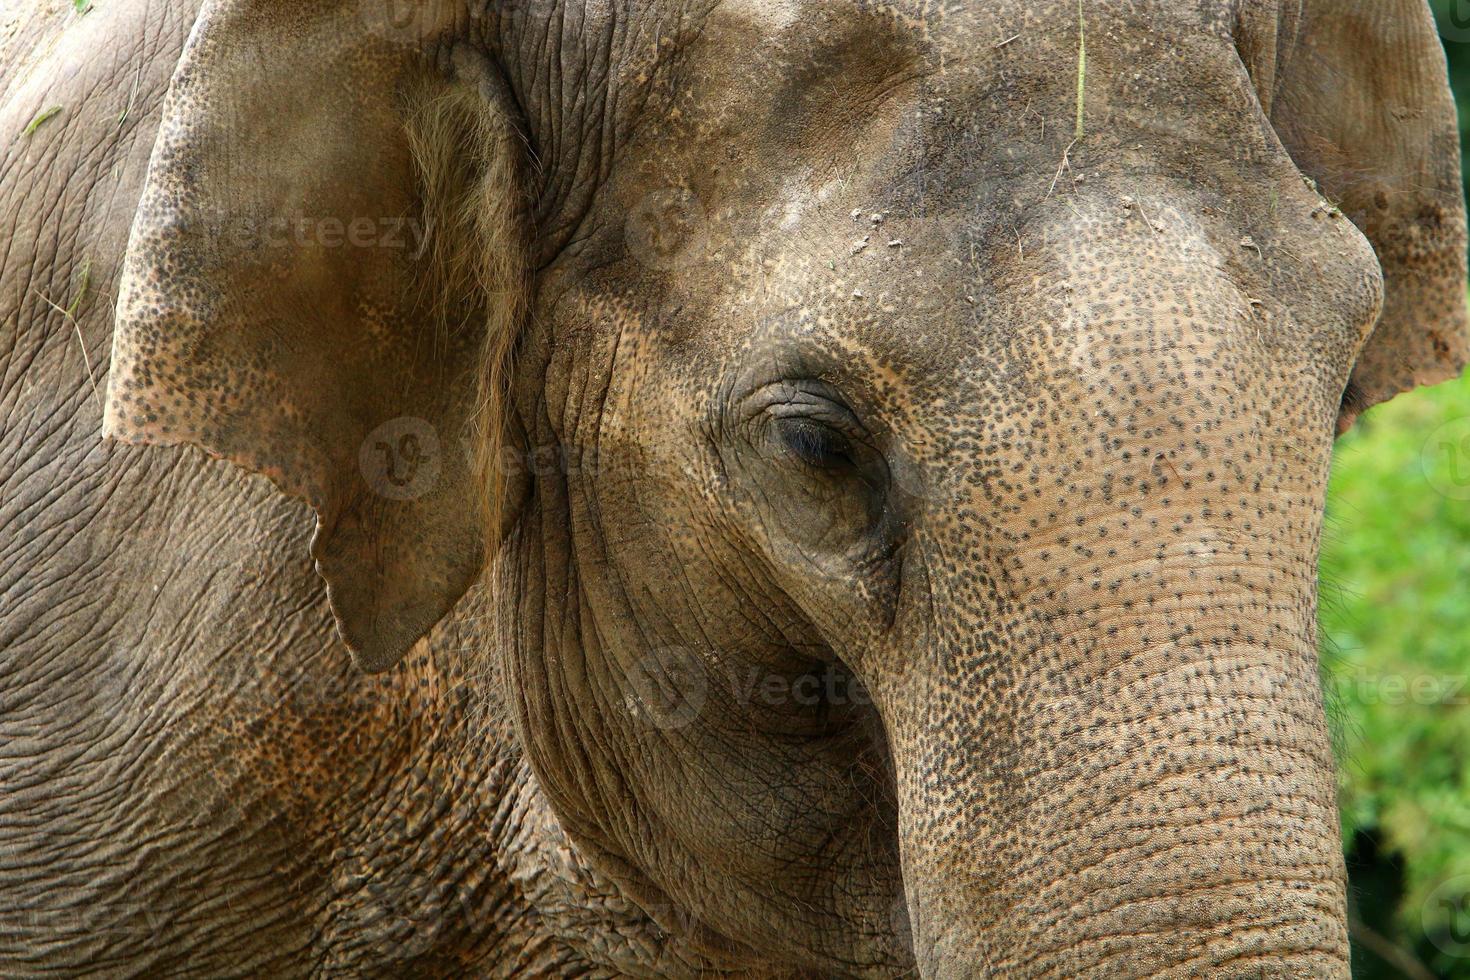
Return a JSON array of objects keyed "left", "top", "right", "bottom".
[{"left": 3, "top": 0, "right": 1467, "bottom": 976}]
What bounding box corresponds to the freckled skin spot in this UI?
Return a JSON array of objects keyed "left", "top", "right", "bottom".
[{"left": 68, "top": 0, "right": 1468, "bottom": 976}]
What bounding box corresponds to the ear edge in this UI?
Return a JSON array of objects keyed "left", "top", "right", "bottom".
[
  {"left": 102, "top": 406, "right": 485, "bottom": 674},
  {"left": 313, "top": 507, "right": 485, "bottom": 674},
  {"left": 100, "top": 20, "right": 528, "bottom": 672},
  {"left": 1265, "top": 0, "right": 1470, "bottom": 427},
  {"left": 1346, "top": 153, "right": 1470, "bottom": 421}
]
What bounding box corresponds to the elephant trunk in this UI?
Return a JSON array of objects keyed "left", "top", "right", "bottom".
[{"left": 874, "top": 548, "right": 1349, "bottom": 977}]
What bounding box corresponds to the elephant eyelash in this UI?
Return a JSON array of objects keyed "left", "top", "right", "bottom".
[{"left": 778, "top": 418, "right": 857, "bottom": 470}]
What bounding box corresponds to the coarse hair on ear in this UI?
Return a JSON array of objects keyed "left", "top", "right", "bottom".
[
  {"left": 1248, "top": 0, "right": 1470, "bottom": 431},
  {"left": 404, "top": 55, "right": 531, "bottom": 543},
  {"left": 103, "top": 0, "right": 531, "bottom": 672}
]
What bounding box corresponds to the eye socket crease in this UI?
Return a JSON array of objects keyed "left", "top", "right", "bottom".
[
  {"left": 742, "top": 380, "right": 885, "bottom": 479},
  {"left": 754, "top": 398, "right": 897, "bottom": 523},
  {"left": 712, "top": 376, "right": 908, "bottom": 616},
  {"left": 777, "top": 417, "right": 855, "bottom": 470},
  {"left": 740, "top": 379, "right": 871, "bottom": 435}
]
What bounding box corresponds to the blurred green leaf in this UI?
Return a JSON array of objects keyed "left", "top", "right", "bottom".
[{"left": 1326, "top": 367, "right": 1470, "bottom": 978}]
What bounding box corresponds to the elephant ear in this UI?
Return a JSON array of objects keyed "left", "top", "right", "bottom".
[
  {"left": 1264, "top": 0, "right": 1469, "bottom": 430},
  {"left": 103, "top": 0, "right": 526, "bottom": 671}
]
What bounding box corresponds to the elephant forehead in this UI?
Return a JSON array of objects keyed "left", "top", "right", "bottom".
[
  {"left": 629, "top": 0, "right": 1265, "bottom": 237},
  {"left": 709, "top": 0, "right": 1235, "bottom": 44},
  {"left": 691, "top": 0, "right": 1240, "bottom": 110}
]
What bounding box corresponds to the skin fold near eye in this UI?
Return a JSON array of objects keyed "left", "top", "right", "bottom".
[{"left": 744, "top": 380, "right": 879, "bottom": 469}]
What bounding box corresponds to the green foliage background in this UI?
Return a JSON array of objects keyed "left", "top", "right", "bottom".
[
  {"left": 1331, "top": 372, "right": 1470, "bottom": 978},
  {"left": 1335, "top": 4, "right": 1470, "bottom": 976}
]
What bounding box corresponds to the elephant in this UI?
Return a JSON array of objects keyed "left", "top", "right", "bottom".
[{"left": 2, "top": 0, "right": 1467, "bottom": 974}]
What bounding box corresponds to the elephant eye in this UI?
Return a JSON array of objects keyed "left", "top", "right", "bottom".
[
  {"left": 777, "top": 418, "right": 856, "bottom": 470},
  {"left": 729, "top": 380, "right": 895, "bottom": 559}
]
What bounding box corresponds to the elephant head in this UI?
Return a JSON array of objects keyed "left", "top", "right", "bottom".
[{"left": 104, "top": 0, "right": 1467, "bottom": 975}]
